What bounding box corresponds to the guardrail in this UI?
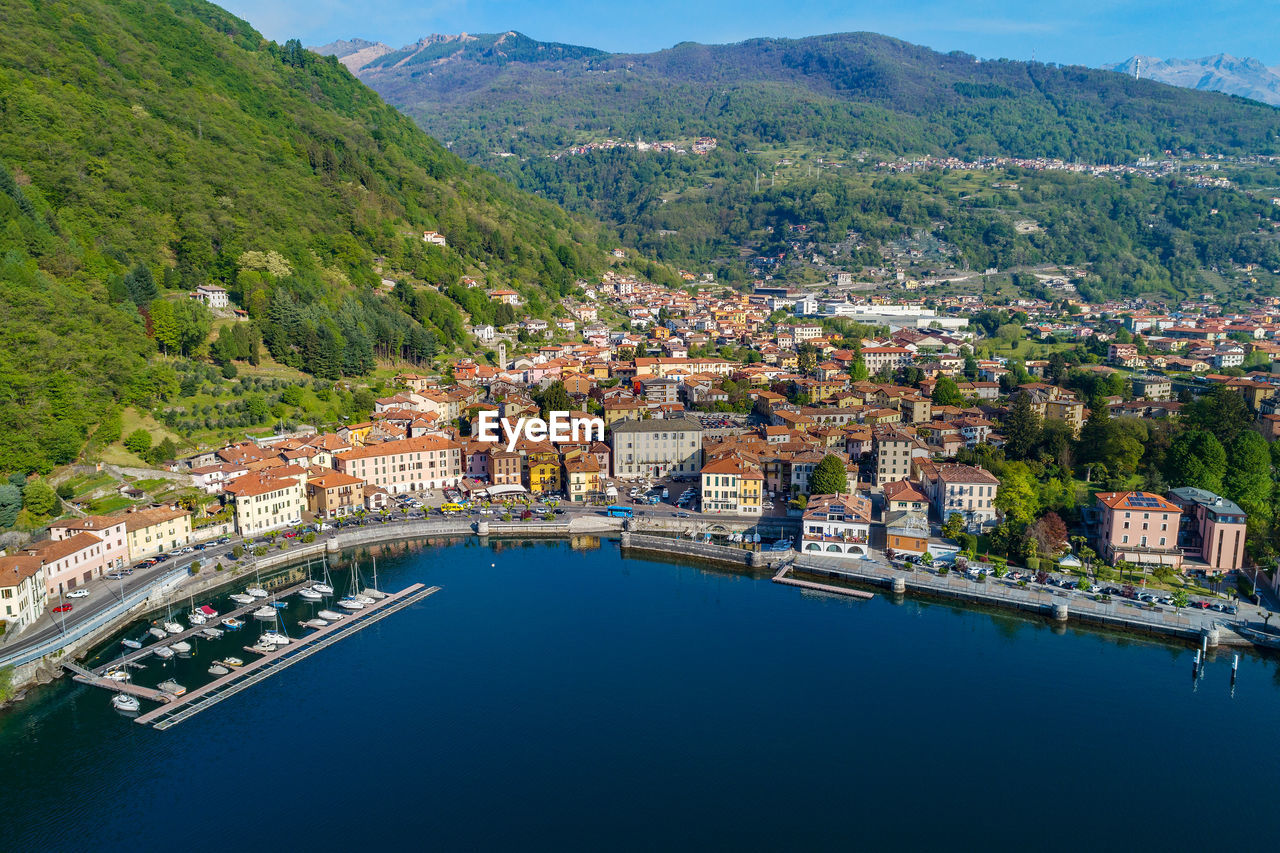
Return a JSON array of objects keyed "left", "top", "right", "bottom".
[{"left": 0, "top": 564, "right": 191, "bottom": 669}]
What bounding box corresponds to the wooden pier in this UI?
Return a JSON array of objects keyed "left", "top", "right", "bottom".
[
  {"left": 135, "top": 583, "right": 440, "bottom": 730},
  {"left": 63, "top": 661, "right": 175, "bottom": 704},
  {"left": 772, "top": 565, "right": 875, "bottom": 599}
]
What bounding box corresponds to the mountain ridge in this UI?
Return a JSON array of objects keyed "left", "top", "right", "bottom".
[{"left": 1104, "top": 54, "right": 1280, "bottom": 107}]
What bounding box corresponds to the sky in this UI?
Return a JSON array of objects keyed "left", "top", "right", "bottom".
[{"left": 219, "top": 0, "right": 1279, "bottom": 67}]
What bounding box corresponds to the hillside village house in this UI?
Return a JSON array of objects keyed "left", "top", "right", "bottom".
[
  {"left": 0, "top": 555, "right": 47, "bottom": 635},
  {"left": 192, "top": 283, "right": 229, "bottom": 309},
  {"left": 610, "top": 417, "right": 704, "bottom": 479},
  {"left": 800, "top": 493, "right": 873, "bottom": 558},
  {"left": 335, "top": 435, "right": 463, "bottom": 494}
]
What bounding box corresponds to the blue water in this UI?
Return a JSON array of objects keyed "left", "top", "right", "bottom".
[{"left": 2, "top": 537, "right": 1277, "bottom": 851}]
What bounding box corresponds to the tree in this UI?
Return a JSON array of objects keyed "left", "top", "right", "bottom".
[
  {"left": 995, "top": 462, "right": 1039, "bottom": 525},
  {"left": 21, "top": 478, "right": 58, "bottom": 517},
  {"left": 1003, "top": 392, "right": 1041, "bottom": 460},
  {"left": 931, "top": 375, "right": 963, "bottom": 407},
  {"left": 849, "top": 357, "right": 869, "bottom": 382},
  {"left": 0, "top": 484, "right": 21, "bottom": 528},
  {"left": 124, "top": 263, "right": 158, "bottom": 306},
  {"left": 1026, "top": 511, "right": 1069, "bottom": 556},
  {"left": 1163, "top": 429, "right": 1226, "bottom": 493},
  {"left": 809, "top": 454, "right": 849, "bottom": 496},
  {"left": 1183, "top": 385, "right": 1251, "bottom": 445},
  {"left": 941, "top": 512, "right": 965, "bottom": 539},
  {"left": 534, "top": 381, "right": 572, "bottom": 419},
  {"left": 797, "top": 344, "right": 817, "bottom": 375},
  {"left": 124, "top": 429, "right": 152, "bottom": 455},
  {"left": 1170, "top": 588, "right": 1189, "bottom": 610},
  {"left": 1224, "top": 430, "right": 1272, "bottom": 522}
]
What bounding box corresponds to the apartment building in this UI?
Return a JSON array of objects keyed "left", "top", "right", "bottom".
[
  {"left": 871, "top": 428, "right": 915, "bottom": 487},
  {"left": 800, "top": 493, "right": 873, "bottom": 558},
  {"left": 335, "top": 435, "right": 463, "bottom": 494},
  {"left": 1094, "top": 491, "right": 1183, "bottom": 568},
  {"left": 699, "top": 455, "right": 763, "bottom": 515},
  {"left": 306, "top": 470, "right": 366, "bottom": 519},
  {"left": 929, "top": 464, "right": 1001, "bottom": 530},
  {"left": 1167, "top": 487, "right": 1247, "bottom": 572},
  {"left": 224, "top": 472, "right": 308, "bottom": 536},
  {"left": 121, "top": 506, "right": 193, "bottom": 562},
  {"left": 0, "top": 555, "right": 47, "bottom": 635},
  {"left": 610, "top": 416, "right": 703, "bottom": 479}
]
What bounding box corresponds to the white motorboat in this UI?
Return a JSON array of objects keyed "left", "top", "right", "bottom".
[
  {"left": 311, "top": 582, "right": 334, "bottom": 595},
  {"left": 229, "top": 593, "right": 255, "bottom": 606},
  {"left": 188, "top": 611, "right": 207, "bottom": 626},
  {"left": 246, "top": 587, "right": 269, "bottom": 599},
  {"left": 301, "top": 618, "right": 328, "bottom": 629},
  {"left": 337, "top": 597, "right": 364, "bottom": 611},
  {"left": 207, "top": 663, "right": 230, "bottom": 676},
  {"left": 221, "top": 656, "right": 245, "bottom": 668},
  {"left": 260, "top": 630, "right": 291, "bottom": 646},
  {"left": 252, "top": 605, "right": 277, "bottom": 619},
  {"left": 104, "top": 668, "right": 131, "bottom": 682},
  {"left": 170, "top": 640, "right": 193, "bottom": 655},
  {"left": 112, "top": 694, "right": 141, "bottom": 713},
  {"left": 356, "top": 592, "right": 378, "bottom": 604},
  {"left": 122, "top": 638, "right": 143, "bottom": 650},
  {"left": 148, "top": 627, "right": 168, "bottom": 640},
  {"left": 152, "top": 646, "right": 175, "bottom": 660},
  {"left": 200, "top": 627, "right": 224, "bottom": 639},
  {"left": 248, "top": 641, "right": 276, "bottom": 655},
  {"left": 221, "top": 617, "right": 244, "bottom": 630},
  {"left": 298, "top": 587, "right": 323, "bottom": 602},
  {"left": 317, "top": 609, "right": 344, "bottom": 621},
  {"left": 162, "top": 621, "right": 184, "bottom": 635},
  {"left": 157, "top": 679, "right": 186, "bottom": 696}
]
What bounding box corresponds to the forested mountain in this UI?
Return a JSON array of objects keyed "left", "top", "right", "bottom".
[
  {"left": 333, "top": 31, "right": 1280, "bottom": 163},
  {"left": 1105, "top": 55, "right": 1280, "bottom": 107},
  {"left": 0, "top": 1, "right": 610, "bottom": 473},
  {"left": 325, "top": 30, "right": 1280, "bottom": 300}
]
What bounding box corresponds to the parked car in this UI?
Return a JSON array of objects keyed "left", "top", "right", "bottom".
[
  {"left": 676, "top": 512, "right": 690, "bottom": 518},
  {"left": 66, "top": 589, "right": 90, "bottom": 599},
  {"left": 53, "top": 603, "right": 73, "bottom": 613}
]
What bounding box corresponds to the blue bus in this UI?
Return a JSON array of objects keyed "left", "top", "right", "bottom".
[{"left": 606, "top": 505, "right": 634, "bottom": 518}]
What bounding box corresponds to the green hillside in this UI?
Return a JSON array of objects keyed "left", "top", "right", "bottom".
[{"left": 0, "top": 0, "right": 607, "bottom": 474}]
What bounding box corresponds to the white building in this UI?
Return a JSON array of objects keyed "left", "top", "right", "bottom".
[{"left": 800, "top": 493, "right": 873, "bottom": 558}]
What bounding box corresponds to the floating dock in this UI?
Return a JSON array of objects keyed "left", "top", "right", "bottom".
[
  {"left": 134, "top": 583, "right": 439, "bottom": 730},
  {"left": 63, "top": 661, "right": 175, "bottom": 704}
]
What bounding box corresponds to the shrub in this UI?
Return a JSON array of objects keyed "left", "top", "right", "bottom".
[
  {"left": 302, "top": 531, "right": 316, "bottom": 543},
  {"left": 232, "top": 544, "right": 243, "bottom": 559},
  {"left": 1025, "top": 556, "right": 1040, "bottom": 571}
]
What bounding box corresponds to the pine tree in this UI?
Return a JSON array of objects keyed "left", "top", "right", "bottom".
[
  {"left": 809, "top": 454, "right": 849, "bottom": 496},
  {"left": 1003, "top": 392, "right": 1041, "bottom": 460}
]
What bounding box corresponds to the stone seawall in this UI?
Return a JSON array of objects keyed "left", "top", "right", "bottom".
[{"left": 619, "top": 531, "right": 791, "bottom": 570}]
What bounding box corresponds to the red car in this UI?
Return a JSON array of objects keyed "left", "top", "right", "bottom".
[
  {"left": 53, "top": 603, "right": 73, "bottom": 613},
  {"left": 283, "top": 531, "right": 298, "bottom": 538}
]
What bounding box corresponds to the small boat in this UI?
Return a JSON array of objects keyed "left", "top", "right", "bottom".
[
  {"left": 317, "top": 610, "right": 344, "bottom": 621},
  {"left": 122, "top": 638, "right": 143, "bottom": 650},
  {"left": 248, "top": 641, "right": 275, "bottom": 655},
  {"left": 354, "top": 593, "right": 375, "bottom": 605},
  {"left": 157, "top": 679, "right": 187, "bottom": 697},
  {"left": 188, "top": 610, "right": 206, "bottom": 626},
  {"left": 104, "top": 668, "right": 131, "bottom": 682},
  {"left": 298, "top": 587, "right": 323, "bottom": 601},
  {"left": 246, "top": 587, "right": 269, "bottom": 599},
  {"left": 221, "top": 617, "right": 245, "bottom": 630},
  {"left": 152, "top": 646, "right": 175, "bottom": 660},
  {"left": 337, "top": 597, "right": 364, "bottom": 611},
  {"left": 270, "top": 600, "right": 287, "bottom": 609},
  {"left": 148, "top": 627, "right": 168, "bottom": 640},
  {"left": 171, "top": 640, "right": 193, "bottom": 655},
  {"left": 311, "top": 582, "right": 334, "bottom": 595},
  {"left": 207, "top": 663, "right": 230, "bottom": 676},
  {"left": 162, "top": 621, "right": 184, "bottom": 635},
  {"left": 200, "top": 627, "right": 225, "bottom": 639},
  {"left": 301, "top": 618, "right": 328, "bottom": 629},
  {"left": 112, "top": 694, "right": 141, "bottom": 713},
  {"left": 229, "top": 593, "right": 255, "bottom": 606},
  {"left": 222, "top": 657, "right": 244, "bottom": 668},
  {"left": 195, "top": 604, "right": 219, "bottom": 619},
  {"left": 361, "top": 588, "right": 387, "bottom": 601},
  {"left": 261, "top": 630, "right": 291, "bottom": 646},
  {"left": 252, "top": 606, "right": 277, "bottom": 619}
]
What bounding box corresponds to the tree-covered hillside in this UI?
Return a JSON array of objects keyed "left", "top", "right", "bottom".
[
  {"left": 0, "top": 0, "right": 608, "bottom": 473},
  {"left": 350, "top": 31, "right": 1280, "bottom": 163}
]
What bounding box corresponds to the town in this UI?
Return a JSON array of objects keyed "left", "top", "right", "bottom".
[{"left": 5, "top": 265, "right": 1280, "bottom": 654}]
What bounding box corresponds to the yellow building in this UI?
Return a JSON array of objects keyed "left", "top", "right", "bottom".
[
  {"left": 563, "top": 453, "right": 602, "bottom": 503},
  {"left": 526, "top": 447, "right": 562, "bottom": 494},
  {"left": 122, "top": 506, "right": 193, "bottom": 562},
  {"left": 699, "top": 454, "right": 763, "bottom": 516}
]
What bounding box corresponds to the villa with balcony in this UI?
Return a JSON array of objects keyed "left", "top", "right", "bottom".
[{"left": 800, "top": 493, "right": 873, "bottom": 558}]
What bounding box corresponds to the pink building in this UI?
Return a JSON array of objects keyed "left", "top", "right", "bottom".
[
  {"left": 1167, "top": 487, "right": 1247, "bottom": 572},
  {"left": 1094, "top": 491, "right": 1182, "bottom": 568},
  {"left": 25, "top": 532, "right": 112, "bottom": 596},
  {"left": 46, "top": 515, "right": 128, "bottom": 573}
]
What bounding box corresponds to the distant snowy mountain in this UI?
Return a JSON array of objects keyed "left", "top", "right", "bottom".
[{"left": 1105, "top": 54, "right": 1280, "bottom": 106}]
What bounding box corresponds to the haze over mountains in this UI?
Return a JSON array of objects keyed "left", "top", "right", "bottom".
[{"left": 1105, "top": 55, "right": 1280, "bottom": 107}]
